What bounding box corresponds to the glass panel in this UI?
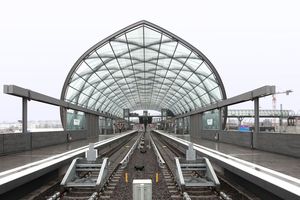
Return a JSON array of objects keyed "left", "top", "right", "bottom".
[
  {"left": 85, "top": 52, "right": 102, "bottom": 70},
  {"left": 67, "top": 110, "right": 86, "bottom": 130},
  {"left": 203, "top": 74, "right": 218, "bottom": 91},
  {"left": 65, "top": 86, "right": 78, "bottom": 101},
  {"left": 96, "top": 42, "right": 113, "bottom": 63},
  {"left": 82, "top": 86, "right": 94, "bottom": 96},
  {"left": 69, "top": 74, "right": 86, "bottom": 90},
  {"left": 144, "top": 26, "right": 162, "bottom": 46},
  {"left": 76, "top": 61, "right": 93, "bottom": 76},
  {"left": 127, "top": 26, "right": 143, "bottom": 43}
]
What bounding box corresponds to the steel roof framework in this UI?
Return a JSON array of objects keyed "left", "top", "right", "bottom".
[{"left": 61, "top": 21, "right": 227, "bottom": 117}]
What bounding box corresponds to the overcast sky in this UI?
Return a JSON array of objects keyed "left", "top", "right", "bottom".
[{"left": 0, "top": 0, "right": 299, "bottom": 122}]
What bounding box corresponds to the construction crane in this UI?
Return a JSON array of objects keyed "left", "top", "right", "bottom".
[
  {"left": 272, "top": 89, "right": 293, "bottom": 127},
  {"left": 272, "top": 90, "right": 293, "bottom": 110}
]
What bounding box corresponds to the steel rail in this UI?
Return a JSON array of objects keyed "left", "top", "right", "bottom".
[
  {"left": 149, "top": 133, "right": 165, "bottom": 168},
  {"left": 120, "top": 132, "right": 143, "bottom": 168}
]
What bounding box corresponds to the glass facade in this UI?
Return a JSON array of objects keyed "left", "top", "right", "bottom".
[
  {"left": 66, "top": 109, "right": 86, "bottom": 130},
  {"left": 62, "top": 21, "right": 226, "bottom": 117},
  {"left": 202, "top": 109, "right": 220, "bottom": 130}
]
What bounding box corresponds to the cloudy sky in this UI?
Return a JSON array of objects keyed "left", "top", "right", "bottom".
[{"left": 0, "top": 0, "right": 299, "bottom": 122}]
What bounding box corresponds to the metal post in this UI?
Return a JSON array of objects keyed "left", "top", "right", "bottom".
[
  {"left": 22, "top": 97, "right": 27, "bottom": 133},
  {"left": 253, "top": 98, "right": 259, "bottom": 148}
]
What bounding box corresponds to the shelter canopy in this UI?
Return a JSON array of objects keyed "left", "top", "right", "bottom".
[{"left": 62, "top": 21, "right": 226, "bottom": 117}]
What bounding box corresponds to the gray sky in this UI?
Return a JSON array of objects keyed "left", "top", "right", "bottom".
[{"left": 0, "top": 0, "right": 299, "bottom": 122}]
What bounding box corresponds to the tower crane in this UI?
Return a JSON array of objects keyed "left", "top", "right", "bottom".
[
  {"left": 272, "top": 90, "right": 293, "bottom": 110},
  {"left": 272, "top": 89, "right": 293, "bottom": 126}
]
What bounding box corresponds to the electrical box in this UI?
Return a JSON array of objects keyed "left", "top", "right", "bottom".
[{"left": 133, "top": 179, "right": 152, "bottom": 200}]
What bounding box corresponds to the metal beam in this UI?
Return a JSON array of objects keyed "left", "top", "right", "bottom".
[
  {"left": 175, "top": 85, "right": 276, "bottom": 119},
  {"left": 3, "top": 85, "right": 119, "bottom": 119}
]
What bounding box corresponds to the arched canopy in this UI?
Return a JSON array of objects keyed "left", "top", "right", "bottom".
[{"left": 61, "top": 20, "right": 226, "bottom": 117}]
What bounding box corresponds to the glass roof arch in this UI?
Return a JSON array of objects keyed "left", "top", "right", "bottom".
[{"left": 61, "top": 20, "right": 227, "bottom": 117}]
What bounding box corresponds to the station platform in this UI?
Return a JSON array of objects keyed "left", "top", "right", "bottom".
[
  {"left": 173, "top": 133, "right": 300, "bottom": 179},
  {"left": 0, "top": 134, "right": 116, "bottom": 173}
]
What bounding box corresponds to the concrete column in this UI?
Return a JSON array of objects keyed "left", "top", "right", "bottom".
[
  {"left": 199, "top": 113, "right": 203, "bottom": 131},
  {"left": 62, "top": 107, "right": 67, "bottom": 131},
  {"left": 182, "top": 117, "right": 185, "bottom": 135},
  {"left": 174, "top": 123, "right": 177, "bottom": 134},
  {"left": 186, "top": 116, "right": 190, "bottom": 134},
  {"left": 104, "top": 117, "right": 107, "bottom": 135},
  {"left": 253, "top": 98, "right": 260, "bottom": 148},
  {"left": 218, "top": 108, "right": 222, "bottom": 131},
  {"left": 279, "top": 104, "right": 283, "bottom": 127},
  {"left": 22, "top": 98, "right": 27, "bottom": 133},
  {"left": 112, "top": 119, "right": 116, "bottom": 134},
  {"left": 190, "top": 114, "right": 202, "bottom": 138},
  {"left": 86, "top": 113, "right": 99, "bottom": 138}
]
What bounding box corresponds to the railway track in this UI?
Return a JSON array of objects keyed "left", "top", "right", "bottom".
[
  {"left": 30, "top": 130, "right": 255, "bottom": 200},
  {"left": 44, "top": 132, "right": 141, "bottom": 200},
  {"left": 151, "top": 132, "right": 222, "bottom": 200}
]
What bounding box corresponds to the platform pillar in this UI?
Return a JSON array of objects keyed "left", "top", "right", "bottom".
[
  {"left": 190, "top": 114, "right": 202, "bottom": 138},
  {"left": 104, "top": 117, "right": 107, "bottom": 135},
  {"left": 22, "top": 97, "right": 27, "bottom": 133},
  {"left": 218, "top": 108, "right": 222, "bottom": 131},
  {"left": 182, "top": 117, "right": 185, "bottom": 134},
  {"left": 253, "top": 98, "right": 260, "bottom": 148},
  {"left": 62, "top": 107, "right": 67, "bottom": 131}
]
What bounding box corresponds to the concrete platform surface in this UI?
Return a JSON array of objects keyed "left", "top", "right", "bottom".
[
  {"left": 173, "top": 134, "right": 300, "bottom": 179},
  {"left": 0, "top": 134, "right": 115, "bottom": 173}
]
